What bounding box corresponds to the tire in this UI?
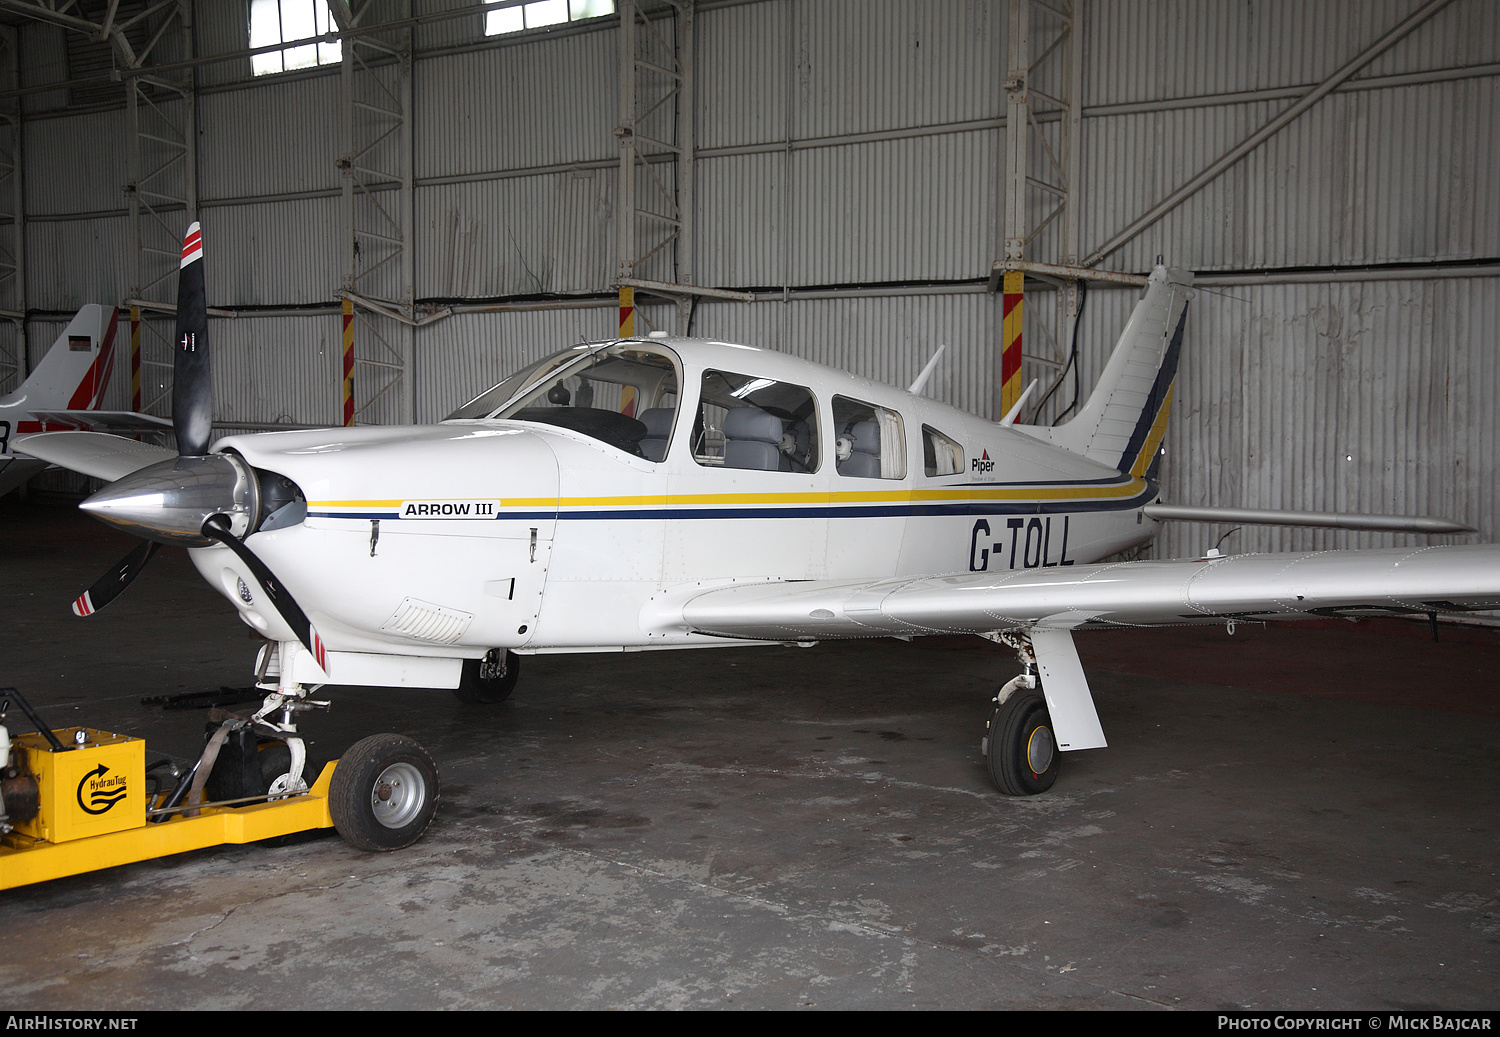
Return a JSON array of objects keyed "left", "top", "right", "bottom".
[
  {"left": 983, "top": 689, "right": 1059, "bottom": 796},
  {"left": 453, "top": 649, "right": 521, "bottom": 705},
  {"left": 329, "top": 734, "right": 440, "bottom": 852},
  {"left": 203, "top": 735, "right": 314, "bottom": 802}
]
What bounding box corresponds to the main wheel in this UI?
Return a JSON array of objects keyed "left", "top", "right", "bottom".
[
  {"left": 983, "top": 689, "right": 1059, "bottom": 796},
  {"left": 329, "top": 734, "right": 440, "bottom": 852},
  {"left": 453, "top": 649, "right": 521, "bottom": 705}
]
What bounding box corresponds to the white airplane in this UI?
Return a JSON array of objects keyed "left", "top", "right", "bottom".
[
  {"left": 18, "top": 225, "right": 1500, "bottom": 844},
  {"left": 0, "top": 305, "right": 171, "bottom": 498}
]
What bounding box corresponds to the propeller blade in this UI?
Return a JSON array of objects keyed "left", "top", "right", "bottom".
[
  {"left": 172, "top": 222, "right": 212, "bottom": 457},
  {"left": 72, "top": 540, "right": 160, "bottom": 616},
  {"left": 200, "top": 515, "right": 327, "bottom": 672}
]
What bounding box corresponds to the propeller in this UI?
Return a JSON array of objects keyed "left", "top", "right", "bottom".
[
  {"left": 72, "top": 540, "right": 159, "bottom": 616},
  {"left": 71, "top": 223, "right": 326, "bottom": 667},
  {"left": 171, "top": 222, "right": 212, "bottom": 457}
]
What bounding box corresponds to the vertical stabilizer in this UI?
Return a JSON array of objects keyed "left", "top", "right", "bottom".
[
  {"left": 1045, "top": 266, "right": 1192, "bottom": 474},
  {"left": 0, "top": 305, "right": 116, "bottom": 415},
  {"left": 0, "top": 305, "right": 117, "bottom": 496}
]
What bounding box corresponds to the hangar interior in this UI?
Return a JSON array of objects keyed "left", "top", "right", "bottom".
[{"left": 2, "top": 0, "right": 1500, "bottom": 1012}]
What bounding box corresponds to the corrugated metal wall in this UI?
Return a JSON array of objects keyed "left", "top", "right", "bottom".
[{"left": 9, "top": 0, "right": 1500, "bottom": 563}]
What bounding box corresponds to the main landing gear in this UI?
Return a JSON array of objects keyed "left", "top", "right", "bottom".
[
  {"left": 453, "top": 649, "right": 521, "bottom": 705},
  {"left": 981, "top": 634, "right": 1060, "bottom": 796}
]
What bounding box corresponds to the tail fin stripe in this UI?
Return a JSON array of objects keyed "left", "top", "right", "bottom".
[
  {"left": 62, "top": 309, "right": 119, "bottom": 411},
  {"left": 1115, "top": 309, "right": 1187, "bottom": 475}
]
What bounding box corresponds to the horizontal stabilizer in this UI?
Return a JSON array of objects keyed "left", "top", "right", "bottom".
[
  {"left": 30, "top": 410, "right": 173, "bottom": 432},
  {"left": 1144, "top": 504, "right": 1472, "bottom": 534},
  {"left": 17, "top": 431, "right": 175, "bottom": 482},
  {"left": 654, "top": 543, "right": 1500, "bottom": 640}
]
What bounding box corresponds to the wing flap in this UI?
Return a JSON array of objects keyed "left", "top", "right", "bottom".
[
  {"left": 666, "top": 545, "right": 1500, "bottom": 640},
  {"left": 16, "top": 431, "right": 175, "bottom": 482}
]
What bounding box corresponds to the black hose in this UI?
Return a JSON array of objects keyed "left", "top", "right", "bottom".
[
  {"left": 1031, "top": 279, "right": 1088, "bottom": 422},
  {"left": 0, "top": 688, "right": 69, "bottom": 752}
]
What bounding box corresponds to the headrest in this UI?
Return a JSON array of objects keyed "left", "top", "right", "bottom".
[{"left": 723, "top": 407, "right": 783, "bottom": 444}]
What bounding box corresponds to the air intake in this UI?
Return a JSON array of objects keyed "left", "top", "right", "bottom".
[{"left": 381, "top": 598, "right": 473, "bottom": 644}]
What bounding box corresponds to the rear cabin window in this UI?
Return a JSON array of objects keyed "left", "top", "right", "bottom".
[
  {"left": 923, "top": 425, "right": 965, "bottom": 476},
  {"left": 694, "top": 370, "right": 819, "bottom": 473},
  {"left": 832, "top": 396, "right": 906, "bottom": 479},
  {"left": 469, "top": 344, "right": 680, "bottom": 460}
]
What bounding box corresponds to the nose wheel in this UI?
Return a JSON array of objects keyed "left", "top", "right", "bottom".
[{"left": 329, "top": 734, "right": 440, "bottom": 851}]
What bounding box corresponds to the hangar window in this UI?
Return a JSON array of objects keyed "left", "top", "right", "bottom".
[
  {"left": 923, "top": 425, "right": 965, "bottom": 477},
  {"left": 485, "top": 0, "right": 615, "bottom": 36},
  {"left": 249, "top": 0, "right": 342, "bottom": 76},
  {"left": 832, "top": 396, "right": 905, "bottom": 480},
  {"left": 695, "top": 371, "right": 819, "bottom": 474}
]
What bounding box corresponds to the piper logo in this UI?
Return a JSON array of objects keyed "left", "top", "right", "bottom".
[
  {"left": 76, "top": 763, "right": 128, "bottom": 815},
  {"left": 971, "top": 450, "right": 995, "bottom": 474}
]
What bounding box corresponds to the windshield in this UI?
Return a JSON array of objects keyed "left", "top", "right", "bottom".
[
  {"left": 445, "top": 343, "right": 606, "bottom": 420},
  {"left": 451, "top": 342, "right": 681, "bottom": 459}
]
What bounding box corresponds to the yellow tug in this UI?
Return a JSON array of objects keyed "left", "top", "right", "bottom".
[{"left": 0, "top": 688, "right": 438, "bottom": 891}]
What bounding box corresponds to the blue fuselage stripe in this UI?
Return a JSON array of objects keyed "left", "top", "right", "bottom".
[{"left": 307, "top": 485, "right": 1155, "bottom": 523}]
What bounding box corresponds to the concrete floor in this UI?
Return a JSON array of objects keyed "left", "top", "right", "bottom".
[{"left": 2, "top": 495, "right": 1499, "bottom": 1010}]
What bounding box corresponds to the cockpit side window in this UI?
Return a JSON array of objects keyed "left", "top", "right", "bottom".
[
  {"left": 694, "top": 370, "right": 820, "bottom": 473},
  {"left": 832, "top": 396, "right": 906, "bottom": 479},
  {"left": 467, "top": 344, "right": 680, "bottom": 460},
  {"left": 923, "top": 425, "right": 964, "bottom": 476}
]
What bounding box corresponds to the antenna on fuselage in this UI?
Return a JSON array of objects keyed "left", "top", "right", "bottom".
[
  {"left": 907, "top": 343, "right": 948, "bottom": 395},
  {"left": 999, "top": 379, "right": 1039, "bottom": 427}
]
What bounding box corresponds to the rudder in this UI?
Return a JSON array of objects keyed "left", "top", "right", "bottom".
[{"left": 1043, "top": 266, "right": 1192, "bottom": 473}]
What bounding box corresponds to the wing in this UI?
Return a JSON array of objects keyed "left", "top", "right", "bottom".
[
  {"left": 651, "top": 545, "right": 1500, "bottom": 755},
  {"left": 654, "top": 545, "right": 1500, "bottom": 642},
  {"left": 16, "top": 431, "right": 176, "bottom": 482}
]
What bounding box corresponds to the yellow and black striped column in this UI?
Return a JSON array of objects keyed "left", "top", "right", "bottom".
[
  {"left": 1001, "top": 270, "right": 1024, "bottom": 416},
  {"left": 618, "top": 285, "right": 635, "bottom": 338}
]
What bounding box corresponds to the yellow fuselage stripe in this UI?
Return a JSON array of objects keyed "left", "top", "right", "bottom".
[{"left": 310, "top": 478, "right": 1149, "bottom": 511}]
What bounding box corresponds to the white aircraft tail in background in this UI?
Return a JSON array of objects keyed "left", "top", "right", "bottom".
[{"left": 0, "top": 305, "right": 171, "bottom": 498}]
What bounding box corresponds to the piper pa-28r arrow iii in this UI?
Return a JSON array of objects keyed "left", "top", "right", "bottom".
[{"left": 19, "top": 225, "right": 1500, "bottom": 813}]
